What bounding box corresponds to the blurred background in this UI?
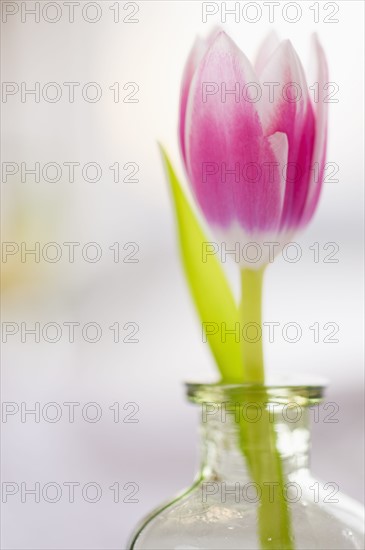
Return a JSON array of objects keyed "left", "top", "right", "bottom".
[{"left": 1, "top": 1, "right": 364, "bottom": 548}]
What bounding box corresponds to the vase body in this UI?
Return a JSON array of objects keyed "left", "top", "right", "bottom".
[{"left": 128, "top": 384, "right": 364, "bottom": 550}]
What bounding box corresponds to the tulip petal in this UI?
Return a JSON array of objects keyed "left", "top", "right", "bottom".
[
  {"left": 179, "top": 29, "right": 221, "bottom": 164},
  {"left": 267, "top": 131, "right": 289, "bottom": 215},
  {"left": 254, "top": 31, "right": 280, "bottom": 76},
  {"left": 179, "top": 36, "right": 204, "bottom": 164},
  {"left": 259, "top": 40, "right": 315, "bottom": 230},
  {"left": 300, "top": 34, "right": 328, "bottom": 225},
  {"left": 185, "top": 32, "right": 284, "bottom": 234}
]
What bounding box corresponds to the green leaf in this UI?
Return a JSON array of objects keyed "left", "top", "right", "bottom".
[{"left": 160, "top": 146, "right": 243, "bottom": 383}]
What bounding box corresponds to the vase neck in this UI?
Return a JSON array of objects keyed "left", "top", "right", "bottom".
[{"left": 198, "top": 399, "right": 312, "bottom": 483}]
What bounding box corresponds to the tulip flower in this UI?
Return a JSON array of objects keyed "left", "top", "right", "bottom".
[
  {"left": 163, "top": 29, "right": 328, "bottom": 381},
  {"left": 179, "top": 30, "right": 328, "bottom": 269}
]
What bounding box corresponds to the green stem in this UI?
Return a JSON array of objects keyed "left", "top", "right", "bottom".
[
  {"left": 240, "top": 268, "right": 265, "bottom": 383},
  {"left": 239, "top": 402, "right": 294, "bottom": 550},
  {"left": 239, "top": 267, "right": 294, "bottom": 550}
]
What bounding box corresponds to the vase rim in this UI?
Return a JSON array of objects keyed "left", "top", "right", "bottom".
[{"left": 185, "top": 376, "right": 326, "bottom": 404}]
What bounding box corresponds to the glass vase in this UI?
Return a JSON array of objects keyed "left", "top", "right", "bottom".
[{"left": 128, "top": 383, "right": 364, "bottom": 549}]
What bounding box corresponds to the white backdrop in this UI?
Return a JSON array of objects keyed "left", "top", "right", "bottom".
[{"left": 1, "top": 1, "right": 364, "bottom": 548}]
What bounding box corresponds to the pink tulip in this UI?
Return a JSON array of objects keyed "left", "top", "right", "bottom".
[{"left": 179, "top": 30, "right": 328, "bottom": 267}]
